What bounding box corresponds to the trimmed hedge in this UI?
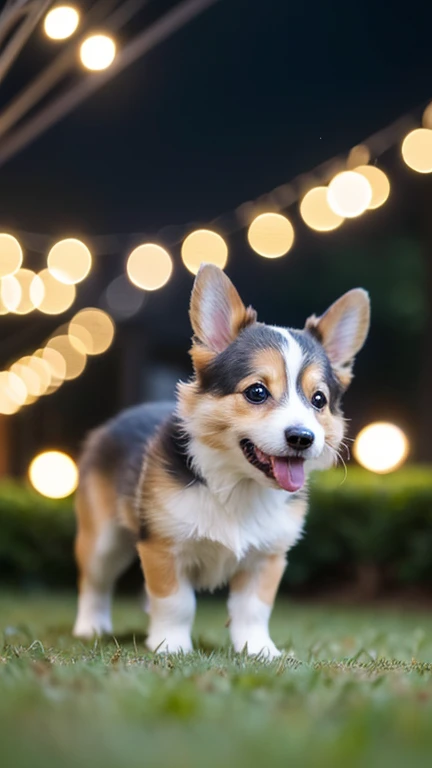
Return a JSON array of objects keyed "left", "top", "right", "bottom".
[{"left": 1, "top": 467, "right": 432, "bottom": 593}]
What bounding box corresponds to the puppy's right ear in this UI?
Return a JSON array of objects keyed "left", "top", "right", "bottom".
[{"left": 190, "top": 264, "right": 256, "bottom": 355}]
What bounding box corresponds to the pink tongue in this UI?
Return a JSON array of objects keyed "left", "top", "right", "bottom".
[{"left": 272, "top": 457, "right": 305, "bottom": 492}]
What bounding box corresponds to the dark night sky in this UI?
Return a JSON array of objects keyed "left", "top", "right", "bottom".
[
  {"left": 1, "top": 0, "right": 432, "bottom": 234},
  {"left": 1, "top": 0, "right": 432, "bottom": 466}
]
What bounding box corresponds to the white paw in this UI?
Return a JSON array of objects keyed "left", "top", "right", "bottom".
[
  {"left": 146, "top": 630, "right": 193, "bottom": 654},
  {"left": 73, "top": 614, "right": 113, "bottom": 639},
  {"left": 232, "top": 632, "right": 281, "bottom": 660}
]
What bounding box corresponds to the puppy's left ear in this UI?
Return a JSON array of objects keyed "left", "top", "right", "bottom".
[{"left": 305, "top": 288, "right": 370, "bottom": 387}]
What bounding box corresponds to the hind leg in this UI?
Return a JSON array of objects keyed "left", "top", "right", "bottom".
[{"left": 73, "top": 473, "right": 136, "bottom": 638}]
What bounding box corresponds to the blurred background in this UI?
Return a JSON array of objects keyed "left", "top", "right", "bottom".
[{"left": 1, "top": 0, "right": 432, "bottom": 599}]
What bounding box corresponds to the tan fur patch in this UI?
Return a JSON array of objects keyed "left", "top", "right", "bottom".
[
  {"left": 74, "top": 472, "right": 119, "bottom": 589},
  {"left": 300, "top": 363, "right": 344, "bottom": 452},
  {"left": 248, "top": 347, "right": 287, "bottom": 401},
  {"left": 230, "top": 554, "right": 287, "bottom": 607},
  {"left": 137, "top": 539, "right": 178, "bottom": 598},
  {"left": 257, "top": 554, "right": 286, "bottom": 605}
]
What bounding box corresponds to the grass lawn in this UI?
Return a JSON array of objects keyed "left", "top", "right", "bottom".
[{"left": 1, "top": 592, "right": 432, "bottom": 767}]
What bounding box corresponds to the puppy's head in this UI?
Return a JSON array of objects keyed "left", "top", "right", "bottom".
[{"left": 179, "top": 265, "right": 370, "bottom": 493}]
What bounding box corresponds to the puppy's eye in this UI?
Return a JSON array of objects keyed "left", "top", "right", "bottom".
[
  {"left": 311, "top": 390, "right": 327, "bottom": 410},
  {"left": 244, "top": 383, "right": 270, "bottom": 404}
]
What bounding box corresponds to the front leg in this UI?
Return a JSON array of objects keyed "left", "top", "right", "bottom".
[
  {"left": 137, "top": 539, "right": 195, "bottom": 653},
  {"left": 228, "top": 553, "right": 286, "bottom": 660}
]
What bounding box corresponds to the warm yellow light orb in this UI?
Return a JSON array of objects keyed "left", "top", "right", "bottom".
[
  {"left": 0, "top": 370, "right": 27, "bottom": 408},
  {"left": 47, "top": 238, "right": 92, "bottom": 285},
  {"left": 327, "top": 171, "right": 372, "bottom": 218},
  {"left": 247, "top": 213, "right": 294, "bottom": 258},
  {"left": 69, "top": 308, "right": 115, "bottom": 355},
  {"left": 43, "top": 5, "right": 79, "bottom": 40},
  {"left": 45, "top": 335, "right": 86, "bottom": 380},
  {"left": 0, "top": 234, "right": 23, "bottom": 278},
  {"left": 29, "top": 451, "right": 78, "bottom": 499},
  {"left": 1, "top": 274, "right": 22, "bottom": 312},
  {"left": 299, "top": 187, "right": 344, "bottom": 232},
  {"left": 11, "top": 358, "right": 42, "bottom": 398},
  {"left": 354, "top": 166, "right": 390, "bottom": 210},
  {"left": 0, "top": 372, "right": 21, "bottom": 415},
  {"left": 80, "top": 34, "right": 116, "bottom": 71},
  {"left": 9, "top": 269, "right": 43, "bottom": 314},
  {"left": 181, "top": 230, "right": 228, "bottom": 275},
  {"left": 33, "top": 269, "right": 76, "bottom": 314},
  {"left": 127, "top": 244, "right": 173, "bottom": 291},
  {"left": 401, "top": 128, "right": 432, "bottom": 173},
  {"left": 37, "top": 347, "right": 67, "bottom": 383},
  {"left": 353, "top": 422, "right": 409, "bottom": 474},
  {"left": 347, "top": 144, "right": 371, "bottom": 169}
]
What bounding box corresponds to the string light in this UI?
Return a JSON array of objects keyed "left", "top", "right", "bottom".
[
  {"left": 105, "top": 274, "right": 145, "bottom": 319},
  {"left": 0, "top": 275, "right": 21, "bottom": 312},
  {"left": 299, "top": 187, "right": 344, "bottom": 232},
  {"left": 327, "top": 171, "right": 372, "bottom": 218},
  {"left": 354, "top": 166, "right": 390, "bottom": 209},
  {"left": 0, "top": 234, "right": 23, "bottom": 278},
  {"left": 127, "top": 244, "right": 173, "bottom": 291},
  {"left": 45, "top": 335, "right": 86, "bottom": 380},
  {"left": 401, "top": 128, "right": 432, "bottom": 173},
  {"left": 33, "top": 269, "right": 76, "bottom": 314},
  {"left": 69, "top": 309, "right": 115, "bottom": 355},
  {"left": 247, "top": 213, "right": 294, "bottom": 258},
  {"left": 47, "top": 238, "right": 92, "bottom": 285},
  {"left": 80, "top": 34, "right": 116, "bottom": 71},
  {"left": 38, "top": 347, "right": 67, "bottom": 384},
  {"left": 11, "top": 269, "right": 43, "bottom": 314},
  {"left": 29, "top": 451, "right": 78, "bottom": 499},
  {"left": 354, "top": 422, "right": 409, "bottom": 474},
  {"left": 10, "top": 358, "right": 42, "bottom": 398},
  {"left": 43, "top": 6, "right": 80, "bottom": 40},
  {"left": 181, "top": 229, "right": 228, "bottom": 274},
  {"left": 0, "top": 372, "right": 21, "bottom": 415}
]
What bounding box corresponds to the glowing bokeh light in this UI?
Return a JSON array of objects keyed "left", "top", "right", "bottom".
[
  {"left": 299, "top": 187, "right": 344, "bottom": 232},
  {"left": 29, "top": 451, "right": 78, "bottom": 499},
  {"left": 127, "top": 244, "right": 173, "bottom": 291},
  {"left": 0, "top": 234, "right": 23, "bottom": 278},
  {"left": 0, "top": 372, "right": 21, "bottom": 415},
  {"left": 105, "top": 274, "right": 145, "bottom": 319},
  {"left": 27, "top": 356, "right": 52, "bottom": 395},
  {"left": 181, "top": 229, "right": 228, "bottom": 275},
  {"left": 0, "top": 370, "right": 27, "bottom": 408},
  {"left": 43, "top": 5, "right": 79, "bottom": 40},
  {"left": 1, "top": 275, "right": 22, "bottom": 312},
  {"left": 353, "top": 422, "right": 409, "bottom": 474},
  {"left": 347, "top": 144, "right": 371, "bottom": 169},
  {"left": 422, "top": 102, "right": 432, "bottom": 129},
  {"left": 354, "top": 165, "right": 390, "bottom": 209},
  {"left": 37, "top": 347, "right": 67, "bottom": 383},
  {"left": 10, "top": 269, "right": 43, "bottom": 314},
  {"left": 80, "top": 34, "right": 116, "bottom": 71},
  {"left": 69, "top": 308, "right": 115, "bottom": 355},
  {"left": 33, "top": 269, "right": 76, "bottom": 314},
  {"left": 327, "top": 171, "right": 372, "bottom": 218},
  {"left": 46, "top": 335, "right": 86, "bottom": 380},
  {"left": 11, "top": 358, "right": 42, "bottom": 398},
  {"left": 247, "top": 213, "right": 294, "bottom": 258},
  {"left": 47, "top": 238, "right": 92, "bottom": 285},
  {"left": 401, "top": 128, "right": 432, "bottom": 173}
]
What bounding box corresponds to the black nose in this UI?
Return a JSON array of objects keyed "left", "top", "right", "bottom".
[{"left": 285, "top": 427, "right": 315, "bottom": 451}]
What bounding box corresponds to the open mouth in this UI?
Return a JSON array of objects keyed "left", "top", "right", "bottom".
[{"left": 240, "top": 439, "right": 305, "bottom": 492}]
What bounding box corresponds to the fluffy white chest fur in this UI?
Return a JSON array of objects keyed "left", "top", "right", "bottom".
[{"left": 160, "top": 476, "right": 306, "bottom": 591}]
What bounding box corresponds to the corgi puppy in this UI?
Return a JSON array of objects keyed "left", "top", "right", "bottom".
[{"left": 73, "top": 264, "right": 370, "bottom": 658}]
